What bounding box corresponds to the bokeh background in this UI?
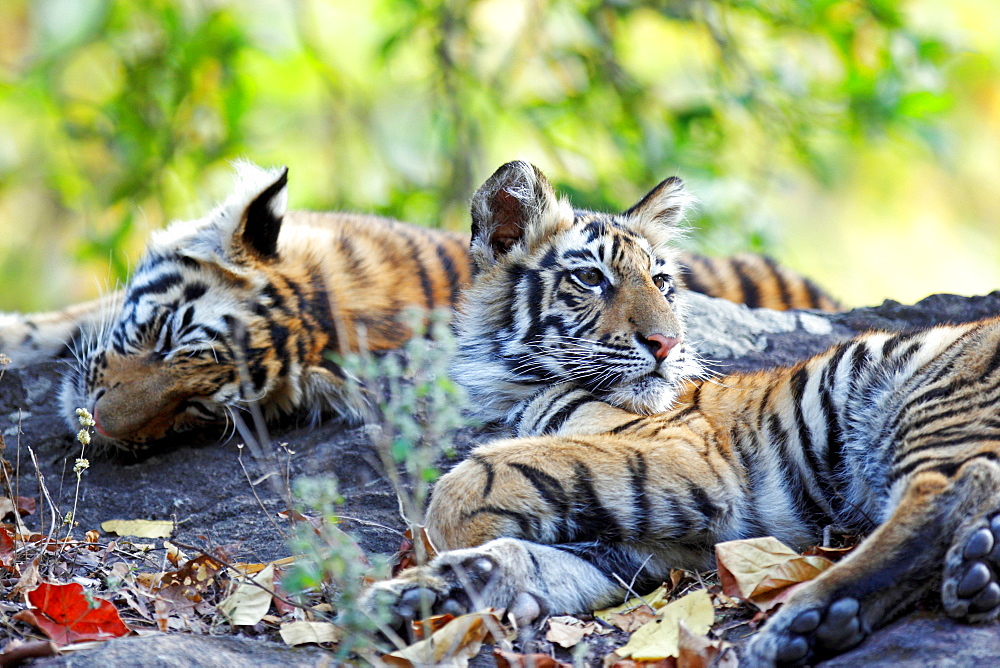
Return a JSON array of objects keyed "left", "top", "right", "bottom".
[{"left": 0, "top": 0, "right": 998, "bottom": 311}]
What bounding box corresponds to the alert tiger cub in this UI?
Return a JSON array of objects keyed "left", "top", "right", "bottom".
[
  {"left": 0, "top": 162, "right": 836, "bottom": 452},
  {"left": 363, "top": 162, "right": 1000, "bottom": 665}
]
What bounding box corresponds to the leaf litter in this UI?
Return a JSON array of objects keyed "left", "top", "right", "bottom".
[{"left": 0, "top": 430, "right": 857, "bottom": 666}]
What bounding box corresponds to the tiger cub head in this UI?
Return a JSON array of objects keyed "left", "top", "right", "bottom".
[
  {"left": 453, "top": 160, "right": 704, "bottom": 422},
  {"left": 61, "top": 162, "right": 332, "bottom": 452}
]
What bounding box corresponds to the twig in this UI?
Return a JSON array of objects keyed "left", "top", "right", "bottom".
[{"left": 235, "top": 443, "right": 286, "bottom": 540}]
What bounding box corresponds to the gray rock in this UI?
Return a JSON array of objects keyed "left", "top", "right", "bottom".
[
  {"left": 820, "top": 612, "right": 1000, "bottom": 667},
  {"left": 32, "top": 634, "right": 333, "bottom": 667},
  {"left": 2, "top": 291, "right": 999, "bottom": 666}
]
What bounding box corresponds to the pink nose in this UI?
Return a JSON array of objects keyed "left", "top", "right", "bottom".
[
  {"left": 642, "top": 334, "right": 680, "bottom": 362},
  {"left": 92, "top": 406, "right": 110, "bottom": 438}
]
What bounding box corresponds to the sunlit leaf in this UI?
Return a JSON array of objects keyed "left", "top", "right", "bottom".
[
  {"left": 100, "top": 519, "right": 174, "bottom": 538},
  {"left": 383, "top": 609, "right": 502, "bottom": 667},
  {"left": 26, "top": 582, "right": 130, "bottom": 645},
  {"left": 715, "top": 536, "right": 834, "bottom": 610},
  {"left": 279, "top": 620, "right": 341, "bottom": 646},
  {"left": 218, "top": 563, "right": 275, "bottom": 626},
  {"left": 611, "top": 589, "right": 714, "bottom": 661}
]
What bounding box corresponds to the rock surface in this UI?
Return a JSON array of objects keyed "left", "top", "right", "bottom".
[{"left": 2, "top": 290, "right": 999, "bottom": 666}]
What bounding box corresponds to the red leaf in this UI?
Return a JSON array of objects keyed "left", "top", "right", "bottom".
[
  {"left": 27, "top": 582, "right": 130, "bottom": 644},
  {"left": 0, "top": 528, "right": 14, "bottom": 571}
]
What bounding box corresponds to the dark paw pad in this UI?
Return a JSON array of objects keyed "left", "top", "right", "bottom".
[
  {"left": 774, "top": 597, "right": 865, "bottom": 666},
  {"left": 956, "top": 514, "right": 1000, "bottom": 614}
]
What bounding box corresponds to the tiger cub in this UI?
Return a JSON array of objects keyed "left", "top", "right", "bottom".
[
  {"left": 363, "top": 162, "right": 1000, "bottom": 666},
  {"left": 0, "top": 162, "right": 836, "bottom": 452},
  {"left": 0, "top": 163, "right": 471, "bottom": 450}
]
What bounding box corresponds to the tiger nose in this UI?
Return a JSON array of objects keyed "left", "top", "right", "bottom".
[{"left": 638, "top": 333, "right": 679, "bottom": 362}]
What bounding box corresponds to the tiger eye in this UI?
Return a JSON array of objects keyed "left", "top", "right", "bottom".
[
  {"left": 573, "top": 267, "right": 604, "bottom": 287},
  {"left": 653, "top": 274, "right": 670, "bottom": 291}
]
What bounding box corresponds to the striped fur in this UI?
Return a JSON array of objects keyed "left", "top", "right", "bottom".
[
  {"left": 362, "top": 163, "right": 1000, "bottom": 662},
  {"left": 366, "top": 317, "right": 1000, "bottom": 665},
  {"left": 3, "top": 163, "right": 470, "bottom": 452},
  {"left": 0, "top": 161, "right": 838, "bottom": 451}
]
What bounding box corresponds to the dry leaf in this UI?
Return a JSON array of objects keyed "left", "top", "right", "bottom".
[
  {"left": 605, "top": 607, "right": 657, "bottom": 633},
  {"left": 138, "top": 554, "right": 223, "bottom": 602},
  {"left": 612, "top": 589, "right": 714, "bottom": 661},
  {"left": 100, "top": 519, "right": 174, "bottom": 538},
  {"left": 412, "top": 613, "right": 455, "bottom": 640},
  {"left": 596, "top": 583, "right": 673, "bottom": 622},
  {"left": 545, "top": 616, "right": 611, "bottom": 648},
  {"left": 494, "top": 648, "right": 572, "bottom": 668},
  {"left": 391, "top": 525, "right": 440, "bottom": 577},
  {"left": 12, "top": 556, "right": 40, "bottom": 597},
  {"left": 676, "top": 621, "right": 737, "bottom": 668},
  {"left": 383, "top": 610, "right": 501, "bottom": 667},
  {"left": 279, "top": 620, "right": 341, "bottom": 646},
  {"left": 218, "top": 563, "right": 275, "bottom": 626},
  {"left": 715, "top": 537, "right": 833, "bottom": 610}
]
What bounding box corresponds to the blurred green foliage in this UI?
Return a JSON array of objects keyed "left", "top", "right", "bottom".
[{"left": 0, "top": 0, "right": 981, "bottom": 309}]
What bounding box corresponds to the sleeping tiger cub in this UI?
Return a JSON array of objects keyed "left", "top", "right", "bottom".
[
  {"left": 0, "top": 164, "right": 472, "bottom": 450},
  {"left": 0, "top": 162, "right": 837, "bottom": 452},
  {"left": 363, "top": 162, "right": 1000, "bottom": 665}
]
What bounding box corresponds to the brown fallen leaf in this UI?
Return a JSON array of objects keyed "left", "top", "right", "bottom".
[
  {"left": 383, "top": 609, "right": 502, "bottom": 667},
  {"left": 12, "top": 555, "right": 40, "bottom": 597},
  {"left": 676, "top": 621, "right": 737, "bottom": 668},
  {"left": 605, "top": 606, "right": 657, "bottom": 633},
  {"left": 715, "top": 537, "right": 834, "bottom": 611},
  {"left": 610, "top": 589, "right": 714, "bottom": 662},
  {"left": 391, "top": 525, "right": 439, "bottom": 577},
  {"left": 412, "top": 613, "right": 455, "bottom": 640},
  {"left": 0, "top": 496, "right": 35, "bottom": 523},
  {"left": 138, "top": 554, "right": 223, "bottom": 601},
  {"left": 494, "top": 648, "right": 572, "bottom": 668},
  {"left": 544, "top": 615, "right": 611, "bottom": 648},
  {"left": 802, "top": 543, "right": 859, "bottom": 560}
]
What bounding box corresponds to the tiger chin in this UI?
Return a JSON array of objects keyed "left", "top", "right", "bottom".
[
  {"left": 51, "top": 162, "right": 470, "bottom": 453},
  {"left": 362, "top": 162, "right": 1000, "bottom": 666}
]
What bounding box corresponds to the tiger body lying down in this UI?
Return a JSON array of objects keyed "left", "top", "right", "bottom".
[
  {"left": 0, "top": 163, "right": 836, "bottom": 452},
  {"left": 364, "top": 162, "right": 1000, "bottom": 665},
  {"left": 0, "top": 165, "right": 471, "bottom": 448}
]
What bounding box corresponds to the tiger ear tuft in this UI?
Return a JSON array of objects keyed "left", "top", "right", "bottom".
[
  {"left": 239, "top": 165, "right": 288, "bottom": 259},
  {"left": 470, "top": 161, "right": 560, "bottom": 263},
  {"left": 625, "top": 176, "right": 694, "bottom": 228}
]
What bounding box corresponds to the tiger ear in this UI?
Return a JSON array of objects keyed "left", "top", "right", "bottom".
[
  {"left": 624, "top": 176, "right": 693, "bottom": 228},
  {"left": 234, "top": 164, "right": 288, "bottom": 259},
  {"left": 470, "top": 161, "right": 562, "bottom": 265}
]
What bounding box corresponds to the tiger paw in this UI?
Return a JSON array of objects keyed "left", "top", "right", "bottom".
[
  {"left": 744, "top": 596, "right": 867, "bottom": 666},
  {"left": 361, "top": 547, "right": 542, "bottom": 640},
  {"left": 944, "top": 513, "right": 1000, "bottom": 621}
]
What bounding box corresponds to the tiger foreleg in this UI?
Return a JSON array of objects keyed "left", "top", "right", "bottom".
[
  {"left": 745, "top": 455, "right": 1000, "bottom": 666},
  {"left": 361, "top": 538, "right": 629, "bottom": 638}
]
